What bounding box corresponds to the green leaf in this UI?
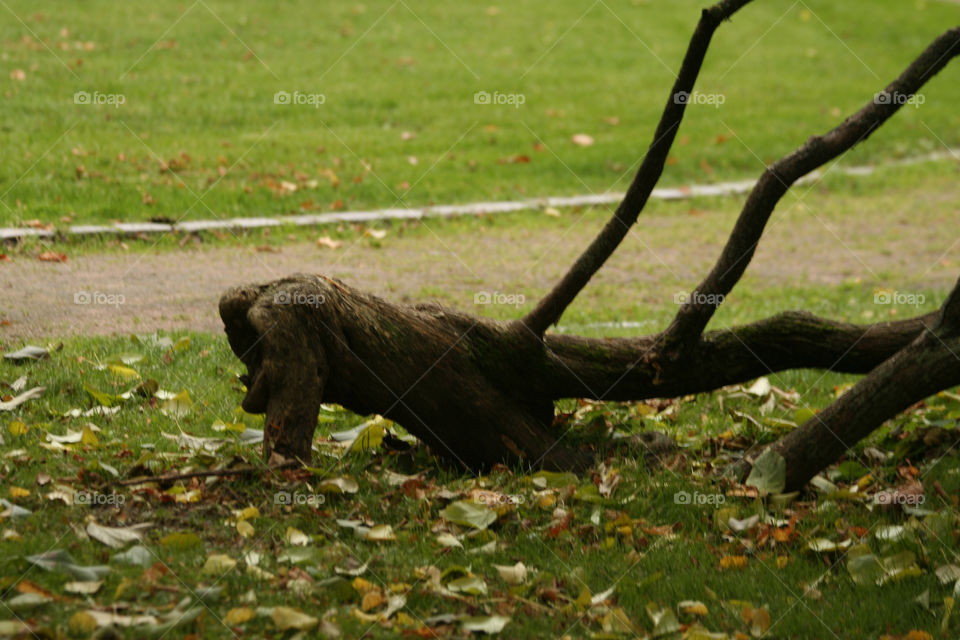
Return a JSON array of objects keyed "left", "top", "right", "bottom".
[
  {"left": 346, "top": 419, "right": 385, "bottom": 453},
  {"left": 646, "top": 602, "right": 681, "bottom": 637},
  {"left": 107, "top": 364, "right": 140, "bottom": 380},
  {"left": 745, "top": 448, "right": 786, "bottom": 495},
  {"left": 159, "top": 532, "right": 203, "bottom": 549},
  {"left": 447, "top": 575, "right": 487, "bottom": 596},
  {"left": 439, "top": 500, "right": 497, "bottom": 530},
  {"left": 530, "top": 471, "right": 578, "bottom": 489},
  {"left": 84, "top": 384, "right": 123, "bottom": 407}
]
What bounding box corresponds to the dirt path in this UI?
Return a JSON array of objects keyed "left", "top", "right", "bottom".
[{"left": 1, "top": 180, "right": 957, "bottom": 340}]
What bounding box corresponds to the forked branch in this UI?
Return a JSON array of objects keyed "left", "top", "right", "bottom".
[
  {"left": 519, "top": 0, "right": 752, "bottom": 337},
  {"left": 660, "top": 26, "right": 960, "bottom": 359}
]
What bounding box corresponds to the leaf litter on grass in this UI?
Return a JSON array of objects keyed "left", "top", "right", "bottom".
[{"left": 1, "top": 334, "right": 960, "bottom": 637}]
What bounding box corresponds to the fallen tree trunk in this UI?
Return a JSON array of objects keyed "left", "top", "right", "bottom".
[
  {"left": 219, "top": 274, "right": 936, "bottom": 472},
  {"left": 219, "top": 2, "right": 960, "bottom": 489}
]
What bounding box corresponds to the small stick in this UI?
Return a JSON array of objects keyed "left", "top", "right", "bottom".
[{"left": 117, "top": 460, "right": 300, "bottom": 486}]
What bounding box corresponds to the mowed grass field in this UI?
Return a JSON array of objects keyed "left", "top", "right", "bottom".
[
  {"left": 1, "top": 0, "right": 959, "bottom": 227},
  {"left": 2, "top": 1, "right": 960, "bottom": 638}
]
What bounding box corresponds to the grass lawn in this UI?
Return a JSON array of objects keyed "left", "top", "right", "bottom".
[
  {"left": 1, "top": 310, "right": 959, "bottom": 638},
  {"left": 1, "top": 202, "right": 959, "bottom": 638},
  {"left": 2, "top": 1, "right": 960, "bottom": 638},
  {"left": 1, "top": 0, "right": 959, "bottom": 228}
]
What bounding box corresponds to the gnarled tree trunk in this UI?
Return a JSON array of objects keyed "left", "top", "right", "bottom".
[{"left": 219, "top": 1, "right": 960, "bottom": 489}]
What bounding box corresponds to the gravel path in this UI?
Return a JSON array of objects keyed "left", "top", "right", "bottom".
[{"left": 1, "top": 180, "right": 957, "bottom": 340}]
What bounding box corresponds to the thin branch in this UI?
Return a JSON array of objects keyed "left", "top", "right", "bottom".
[
  {"left": 660, "top": 27, "right": 960, "bottom": 358},
  {"left": 519, "top": 0, "right": 753, "bottom": 337},
  {"left": 117, "top": 460, "right": 300, "bottom": 486}
]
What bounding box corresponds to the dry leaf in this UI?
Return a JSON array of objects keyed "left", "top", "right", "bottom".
[
  {"left": 317, "top": 236, "right": 342, "bottom": 249},
  {"left": 571, "top": 133, "right": 594, "bottom": 147},
  {"left": 37, "top": 251, "right": 68, "bottom": 263}
]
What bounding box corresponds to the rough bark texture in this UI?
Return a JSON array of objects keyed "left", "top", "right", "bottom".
[
  {"left": 218, "top": 3, "right": 960, "bottom": 489},
  {"left": 219, "top": 274, "right": 938, "bottom": 473}
]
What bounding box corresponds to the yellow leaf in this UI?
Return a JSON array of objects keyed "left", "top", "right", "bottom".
[
  {"left": 352, "top": 577, "right": 376, "bottom": 594},
  {"left": 678, "top": 600, "right": 708, "bottom": 616},
  {"left": 237, "top": 506, "right": 259, "bottom": 520},
  {"left": 361, "top": 590, "right": 384, "bottom": 611},
  {"left": 9, "top": 486, "right": 29, "bottom": 499},
  {"left": 81, "top": 425, "right": 99, "bottom": 445},
  {"left": 108, "top": 364, "right": 140, "bottom": 380},
  {"left": 720, "top": 555, "right": 748, "bottom": 570},
  {"left": 575, "top": 585, "right": 592, "bottom": 610},
  {"left": 68, "top": 612, "right": 98, "bottom": 635},
  {"left": 236, "top": 520, "right": 254, "bottom": 538},
  {"left": 271, "top": 606, "right": 317, "bottom": 631},
  {"left": 8, "top": 420, "right": 28, "bottom": 436},
  {"left": 223, "top": 607, "right": 254, "bottom": 625}
]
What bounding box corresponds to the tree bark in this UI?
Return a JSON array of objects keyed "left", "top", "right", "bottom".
[
  {"left": 219, "top": 275, "right": 937, "bottom": 473},
  {"left": 769, "top": 278, "right": 960, "bottom": 492}
]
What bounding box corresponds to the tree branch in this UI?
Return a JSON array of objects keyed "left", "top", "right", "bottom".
[
  {"left": 659, "top": 27, "right": 960, "bottom": 358},
  {"left": 519, "top": 0, "right": 752, "bottom": 337},
  {"left": 543, "top": 310, "right": 937, "bottom": 400},
  {"left": 770, "top": 278, "right": 960, "bottom": 491}
]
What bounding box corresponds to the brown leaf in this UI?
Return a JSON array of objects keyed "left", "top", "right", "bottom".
[{"left": 37, "top": 251, "right": 68, "bottom": 263}]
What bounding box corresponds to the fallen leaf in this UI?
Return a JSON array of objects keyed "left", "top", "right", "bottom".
[
  {"left": 271, "top": 606, "right": 318, "bottom": 631},
  {"left": 571, "top": 133, "right": 594, "bottom": 147},
  {"left": 317, "top": 236, "right": 342, "bottom": 249},
  {"left": 223, "top": 607, "right": 254, "bottom": 625},
  {"left": 87, "top": 521, "right": 151, "bottom": 548}
]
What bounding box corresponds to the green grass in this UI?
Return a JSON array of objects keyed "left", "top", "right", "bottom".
[
  {"left": 1, "top": 2, "right": 959, "bottom": 636},
  {"left": 1, "top": 279, "right": 958, "bottom": 637},
  {"left": 1, "top": 0, "right": 959, "bottom": 228}
]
